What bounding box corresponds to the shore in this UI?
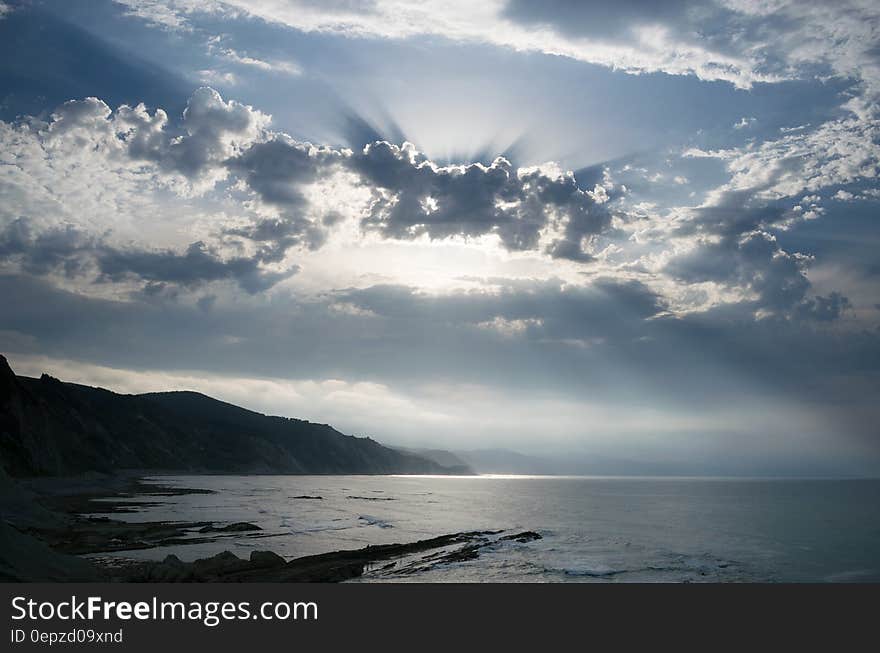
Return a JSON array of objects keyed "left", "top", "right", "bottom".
[{"left": 0, "top": 472, "right": 539, "bottom": 582}]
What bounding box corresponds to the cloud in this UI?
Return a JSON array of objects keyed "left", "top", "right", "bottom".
[
  {"left": 660, "top": 159, "right": 852, "bottom": 321},
  {"left": 112, "top": 0, "right": 769, "bottom": 87},
  {"left": 351, "top": 142, "right": 612, "bottom": 260},
  {"left": 0, "top": 3, "right": 876, "bottom": 475},
  {"left": 0, "top": 89, "right": 307, "bottom": 292},
  {"left": 661, "top": 95, "right": 880, "bottom": 320},
  {"left": 118, "top": 86, "right": 271, "bottom": 180},
  {"left": 685, "top": 114, "right": 880, "bottom": 205},
  {"left": 112, "top": 0, "right": 880, "bottom": 93},
  {"left": 733, "top": 116, "right": 756, "bottom": 130},
  {"left": 223, "top": 134, "right": 348, "bottom": 251},
  {"left": 101, "top": 5, "right": 878, "bottom": 310},
  {"left": 112, "top": 0, "right": 198, "bottom": 31},
  {"left": 207, "top": 40, "right": 302, "bottom": 76},
  {"left": 0, "top": 84, "right": 871, "bottom": 330},
  {"left": 338, "top": 276, "right": 665, "bottom": 343},
  {"left": 198, "top": 69, "right": 239, "bottom": 86},
  {"left": 795, "top": 291, "right": 852, "bottom": 322},
  {"left": 0, "top": 218, "right": 94, "bottom": 278},
  {"left": 0, "top": 217, "right": 296, "bottom": 294},
  {"left": 5, "top": 87, "right": 271, "bottom": 195},
  {"left": 502, "top": 0, "right": 698, "bottom": 41},
  {"left": 2, "top": 270, "right": 878, "bottom": 462},
  {"left": 666, "top": 230, "right": 829, "bottom": 318},
  {"left": 3, "top": 87, "right": 622, "bottom": 271},
  {"left": 95, "top": 240, "right": 298, "bottom": 293}
]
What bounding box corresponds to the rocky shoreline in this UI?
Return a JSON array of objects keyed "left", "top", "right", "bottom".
[
  {"left": 99, "top": 529, "right": 543, "bottom": 582},
  {"left": 1, "top": 473, "right": 541, "bottom": 582}
]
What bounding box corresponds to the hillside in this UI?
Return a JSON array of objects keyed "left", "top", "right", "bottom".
[{"left": 0, "top": 355, "right": 467, "bottom": 476}]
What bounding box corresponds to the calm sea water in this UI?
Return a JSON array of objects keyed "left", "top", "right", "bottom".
[{"left": 87, "top": 475, "right": 880, "bottom": 582}]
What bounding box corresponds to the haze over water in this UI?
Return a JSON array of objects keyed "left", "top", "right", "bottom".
[{"left": 88, "top": 475, "right": 880, "bottom": 583}]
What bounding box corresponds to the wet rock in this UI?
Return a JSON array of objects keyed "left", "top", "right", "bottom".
[
  {"left": 192, "top": 551, "right": 248, "bottom": 576},
  {"left": 500, "top": 531, "right": 542, "bottom": 543},
  {"left": 346, "top": 495, "right": 396, "bottom": 501},
  {"left": 98, "top": 528, "right": 544, "bottom": 582},
  {"left": 438, "top": 545, "right": 482, "bottom": 563},
  {"left": 197, "top": 522, "right": 261, "bottom": 533},
  {"left": 0, "top": 519, "right": 104, "bottom": 582},
  {"left": 145, "top": 555, "right": 196, "bottom": 582},
  {"left": 249, "top": 550, "right": 286, "bottom": 568},
  {"left": 35, "top": 518, "right": 213, "bottom": 555}
]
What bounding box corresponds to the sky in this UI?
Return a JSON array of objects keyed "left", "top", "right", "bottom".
[{"left": 1, "top": 0, "right": 879, "bottom": 475}]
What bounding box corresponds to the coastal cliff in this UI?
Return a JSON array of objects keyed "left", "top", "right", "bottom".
[{"left": 0, "top": 355, "right": 470, "bottom": 476}]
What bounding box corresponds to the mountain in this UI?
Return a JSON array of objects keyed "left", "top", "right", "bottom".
[
  {"left": 454, "top": 449, "right": 559, "bottom": 475},
  {"left": 400, "top": 446, "right": 570, "bottom": 475},
  {"left": 395, "top": 448, "right": 473, "bottom": 475},
  {"left": 401, "top": 446, "right": 579, "bottom": 476},
  {"left": 0, "top": 355, "right": 463, "bottom": 477},
  {"left": 454, "top": 448, "right": 703, "bottom": 476}
]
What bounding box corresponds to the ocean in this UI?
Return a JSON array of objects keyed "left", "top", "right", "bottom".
[{"left": 86, "top": 475, "right": 880, "bottom": 582}]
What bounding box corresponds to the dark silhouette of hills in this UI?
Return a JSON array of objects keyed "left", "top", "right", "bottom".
[{"left": 0, "top": 355, "right": 469, "bottom": 476}]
